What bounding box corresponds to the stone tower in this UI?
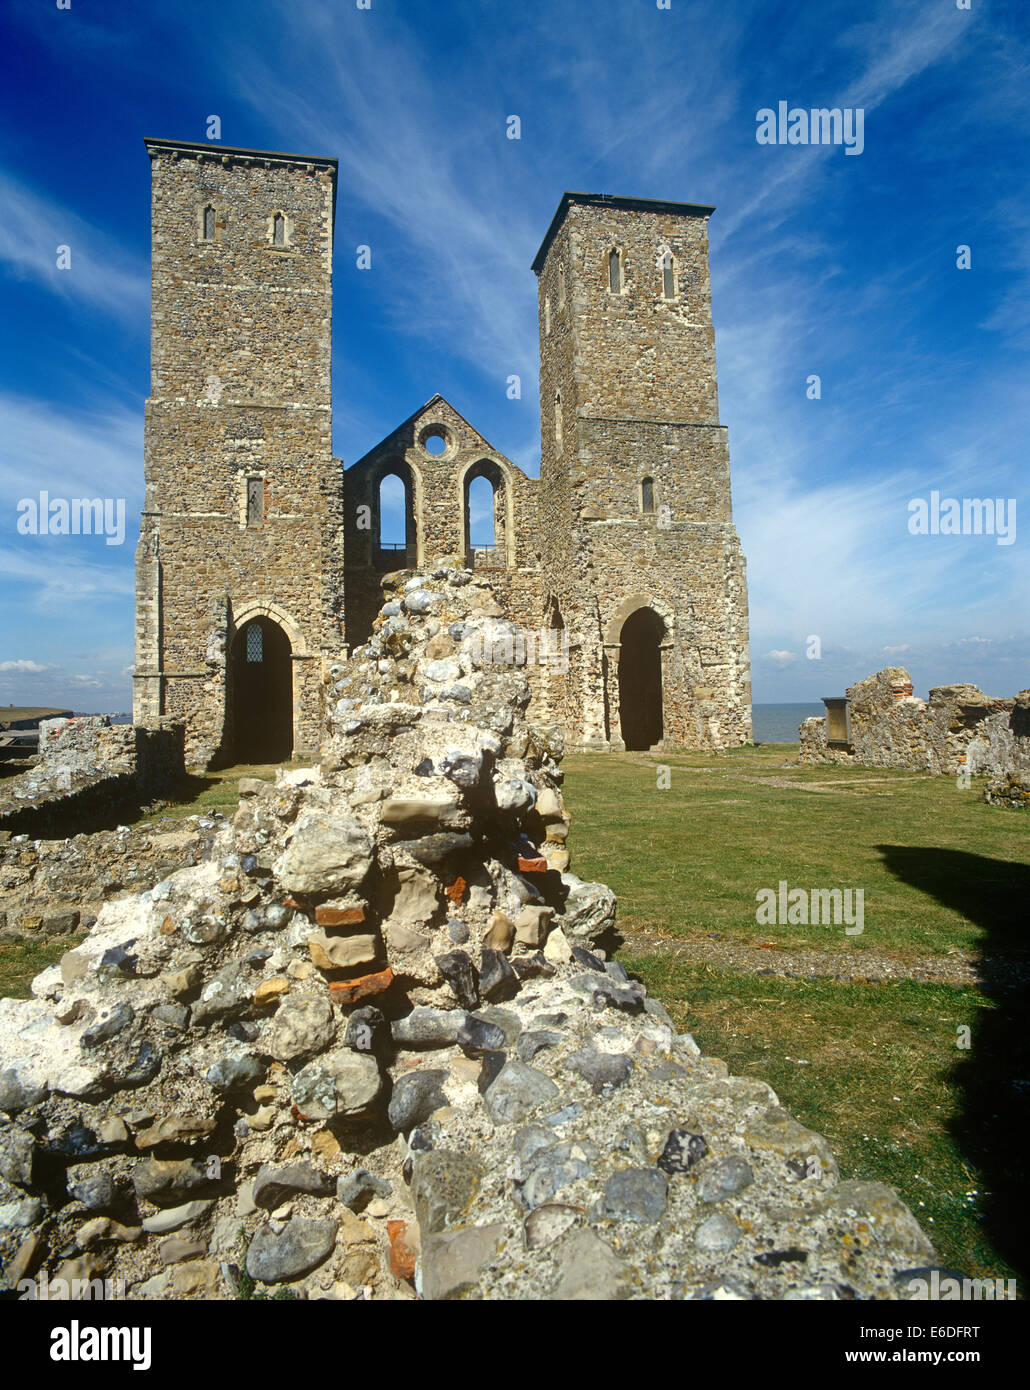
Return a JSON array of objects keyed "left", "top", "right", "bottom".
[
  {"left": 532, "top": 192, "right": 752, "bottom": 749},
  {"left": 133, "top": 139, "right": 342, "bottom": 766}
]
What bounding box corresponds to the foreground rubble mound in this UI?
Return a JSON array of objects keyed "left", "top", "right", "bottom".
[{"left": 0, "top": 567, "right": 936, "bottom": 1300}]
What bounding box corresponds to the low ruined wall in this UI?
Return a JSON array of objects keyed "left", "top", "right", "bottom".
[
  {"left": 799, "top": 667, "right": 1030, "bottom": 778},
  {"left": 37, "top": 717, "right": 136, "bottom": 776},
  {"left": 0, "top": 719, "right": 186, "bottom": 840},
  {"left": 983, "top": 774, "right": 1030, "bottom": 809},
  {"left": 0, "top": 816, "right": 220, "bottom": 943}
]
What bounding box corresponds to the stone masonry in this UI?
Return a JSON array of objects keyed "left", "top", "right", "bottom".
[
  {"left": 0, "top": 573, "right": 933, "bottom": 1302},
  {"left": 133, "top": 143, "right": 752, "bottom": 765},
  {"left": 0, "top": 717, "right": 185, "bottom": 841},
  {"left": 134, "top": 140, "right": 341, "bottom": 767},
  {"left": 799, "top": 666, "right": 1030, "bottom": 777}
]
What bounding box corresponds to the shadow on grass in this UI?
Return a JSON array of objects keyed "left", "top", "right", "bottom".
[
  {"left": 127, "top": 771, "right": 221, "bottom": 820},
  {"left": 0, "top": 758, "right": 34, "bottom": 781},
  {"left": 0, "top": 770, "right": 220, "bottom": 839},
  {"left": 877, "top": 844, "right": 1030, "bottom": 1284}
]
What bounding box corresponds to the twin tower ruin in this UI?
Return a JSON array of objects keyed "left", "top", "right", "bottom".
[{"left": 133, "top": 138, "right": 752, "bottom": 765}]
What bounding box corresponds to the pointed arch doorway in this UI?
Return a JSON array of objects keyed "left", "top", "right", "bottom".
[
  {"left": 230, "top": 616, "right": 293, "bottom": 763},
  {"left": 618, "top": 607, "right": 665, "bottom": 751}
]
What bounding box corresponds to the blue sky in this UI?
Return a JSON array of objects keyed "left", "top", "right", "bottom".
[{"left": 1, "top": 0, "right": 1027, "bottom": 712}]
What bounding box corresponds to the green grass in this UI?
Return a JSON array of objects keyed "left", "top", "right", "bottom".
[
  {"left": 563, "top": 747, "right": 1029, "bottom": 1287},
  {"left": 562, "top": 746, "right": 1028, "bottom": 957},
  {"left": 136, "top": 760, "right": 311, "bottom": 824},
  {"left": 0, "top": 934, "right": 86, "bottom": 998}
]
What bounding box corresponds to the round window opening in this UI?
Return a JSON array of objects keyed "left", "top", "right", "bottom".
[{"left": 419, "top": 426, "right": 451, "bottom": 457}]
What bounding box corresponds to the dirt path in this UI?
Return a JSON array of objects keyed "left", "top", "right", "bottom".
[{"left": 616, "top": 921, "right": 1030, "bottom": 992}]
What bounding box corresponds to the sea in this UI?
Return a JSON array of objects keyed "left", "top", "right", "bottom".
[
  {"left": 82, "top": 707, "right": 822, "bottom": 741},
  {"left": 751, "top": 703, "right": 824, "bottom": 744}
]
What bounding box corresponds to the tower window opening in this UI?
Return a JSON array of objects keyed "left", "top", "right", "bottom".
[
  {"left": 554, "top": 391, "right": 563, "bottom": 450},
  {"left": 641, "top": 476, "right": 655, "bottom": 513},
  {"left": 544, "top": 295, "right": 551, "bottom": 336},
  {"left": 376, "top": 467, "right": 416, "bottom": 568},
  {"left": 463, "top": 460, "right": 508, "bottom": 569},
  {"left": 245, "top": 623, "right": 263, "bottom": 662},
  {"left": 272, "top": 212, "right": 286, "bottom": 247},
  {"left": 202, "top": 205, "right": 215, "bottom": 240},
  {"left": 246, "top": 477, "right": 264, "bottom": 528},
  {"left": 608, "top": 248, "right": 622, "bottom": 294},
  {"left": 662, "top": 255, "right": 675, "bottom": 300}
]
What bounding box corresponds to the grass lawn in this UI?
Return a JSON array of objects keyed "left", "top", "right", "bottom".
[
  {"left": 563, "top": 746, "right": 1029, "bottom": 1288},
  {"left": 562, "top": 745, "right": 1028, "bottom": 958},
  {"left": 0, "top": 934, "right": 87, "bottom": 999},
  {"left": 2, "top": 745, "right": 1025, "bottom": 1287},
  {"left": 135, "top": 759, "right": 310, "bottom": 824}
]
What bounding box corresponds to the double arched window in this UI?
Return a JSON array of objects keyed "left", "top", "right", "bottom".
[{"left": 197, "top": 206, "right": 297, "bottom": 245}]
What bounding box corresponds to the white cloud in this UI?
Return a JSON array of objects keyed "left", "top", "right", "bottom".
[
  {"left": 230, "top": 12, "right": 542, "bottom": 399},
  {"left": 0, "top": 546, "right": 134, "bottom": 609},
  {"left": 0, "top": 659, "right": 51, "bottom": 673},
  {"left": 0, "top": 390, "right": 141, "bottom": 508},
  {"left": 0, "top": 166, "right": 148, "bottom": 327},
  {"left": 763, "top": 650, "right": 799, "bottom": 668}
]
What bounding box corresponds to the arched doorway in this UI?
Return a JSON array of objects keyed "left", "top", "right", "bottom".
[
  {"left": 230, "top": 617, "right": 293, "bottom": 763},
  {"left": 619, "top": 608, "right": 664, "bottom": 750}
]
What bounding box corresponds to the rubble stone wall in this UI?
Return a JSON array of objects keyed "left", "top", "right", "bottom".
[
  {"left": 0, "top": 719, "right": 185, "bottom": 840},
  {"left": 0, "top": 575, "right": 934, "bottom": 1303},
  {"left": 800, "top": 667, "right": 1030, "bottom": 777},
  {"left": 0, "top": 817, "right": 217, "bottom": 944}
]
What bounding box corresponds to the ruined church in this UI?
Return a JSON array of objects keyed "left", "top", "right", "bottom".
[{"left": 133, "top": 138, "right": 752, "bottom": 765}]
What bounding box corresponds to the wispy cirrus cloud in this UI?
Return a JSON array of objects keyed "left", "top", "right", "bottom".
[
  {"left": 0, "top": 391, "right": 141, "bottom": 511},
  {"left": 228, "top": 6, "right": 543, "bottom": 396},
  {"left": 0, "top": 167, "right": 148, "bottom": 326}
]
